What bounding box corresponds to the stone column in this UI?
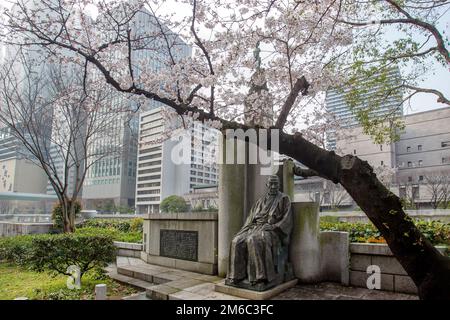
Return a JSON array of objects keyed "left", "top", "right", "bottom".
[
  {"left": 289, "top": 202, "right": 321, "bottom": 283},
  {"left": 218, "top": 135, "right": 246, "bottom": 277}
]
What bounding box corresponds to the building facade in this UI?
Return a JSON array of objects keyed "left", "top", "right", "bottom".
[
  {"left": 295, "top": 107, "right": 450, "bottom": 209},
  {"left": 135, "top": 107, "right": 219, "bottom": 214},
  {"left": 325, "top": 66, "right": 403, "bottom": 150},
  {"left": 81, "top": 7, "right": 191, "bottom": 210}
]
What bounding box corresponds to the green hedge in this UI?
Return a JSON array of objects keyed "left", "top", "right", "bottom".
[
  {"left": 75, "top": 227, "right": 142, "bottom": 243},
  {"left": 0, "top": 233, "right": 115, "bottom": 281},
  {"left": 78, "top": 218, "right": 143, "bottom": 233},
  {"left": 320, "top": 218, "right": 450, "bottom": 246},
  {"left": 76, "top": 218, "right": 143, "bottom": 243},
  {"left": 29, "top": 234, "right": 115, "bottom": 280},
  {"left": 0, "top": 234, "right": 37, "bottom": 266}
]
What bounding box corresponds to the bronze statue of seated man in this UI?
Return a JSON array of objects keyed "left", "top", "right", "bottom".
[{"left": 226, "top": 175, "right": 293, "bottom": 291}]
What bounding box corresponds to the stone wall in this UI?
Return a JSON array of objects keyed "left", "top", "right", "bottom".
[
  {"left": 349, "top": 243, "right": 448, "bottom": 294},
  {"left": 113, "top": 241, "right": 142, "bottom": 258},
  {"left": 290, "top": 202, "right": 350, "bottom": 285},
  {"left": 319, "top": 231, "right": 349, "bottom": 285}
]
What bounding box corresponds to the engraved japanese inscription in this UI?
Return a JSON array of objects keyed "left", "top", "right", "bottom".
[{"left": 160, "top": 230, "right": 198, "bottom": 262}]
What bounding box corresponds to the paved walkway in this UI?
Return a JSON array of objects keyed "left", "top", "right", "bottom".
[
  {"left": 274, "top": 282, "right": 418, "bottom": 300},
  {"left": 109, "top": 257, "right": 418, "bottom": 300}
]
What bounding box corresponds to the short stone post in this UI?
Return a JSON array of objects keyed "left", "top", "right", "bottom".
[
  {"left": 289, "top": 202, "right": 321, "bottom": 283},
  {"left": 95, "top": 284, "right": 107, "bottom": 300}
]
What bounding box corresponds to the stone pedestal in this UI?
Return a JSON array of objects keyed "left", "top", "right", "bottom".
[
  {"left": 142, "top": 212, "right": 218, "bottom": 275},
  {"left": 289, "top": 202, "right": 321, "bottom": 283},
  {"left": 215, "top": 279, "right": 298, "bottom": 300}
]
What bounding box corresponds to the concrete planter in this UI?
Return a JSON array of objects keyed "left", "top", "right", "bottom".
[{"left": 113, "top": 241, "right": 143, "bottom": 258}]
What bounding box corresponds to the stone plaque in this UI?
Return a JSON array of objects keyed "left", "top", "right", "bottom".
[{"left": 160, "top": 229, "right": 198, "bottom": 262}]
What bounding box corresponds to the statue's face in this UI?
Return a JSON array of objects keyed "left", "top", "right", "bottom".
[{"left": 268, "top": 181, "right": 279, "bottom": 195}]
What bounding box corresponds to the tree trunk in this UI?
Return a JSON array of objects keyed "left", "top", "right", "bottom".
[
  {"left": 278, "top": 131, "right": 450, "bottom": 300},
  {"left": 62, "top": 199, "right": 75, "bottom": 233}
]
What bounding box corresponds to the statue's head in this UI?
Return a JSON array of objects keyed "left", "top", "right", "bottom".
[{"left": 266, "top": 175, "right": 280, "bottom": 195}]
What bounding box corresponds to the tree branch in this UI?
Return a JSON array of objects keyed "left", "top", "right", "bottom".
[
  {"left": 274, "top": 76, "right": 309, "bottom": 129},
  {"left": 404, "top": 84, "right": 450, "bottom": 105}
]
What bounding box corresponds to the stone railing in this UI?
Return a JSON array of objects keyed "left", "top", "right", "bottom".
[{"left": 0, "top": 221, "right": 53, "bottom": 237}]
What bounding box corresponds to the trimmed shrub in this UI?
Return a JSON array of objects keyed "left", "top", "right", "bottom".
[
  {"left": 160, "top": 195, "right": 188, "bottom": 213},
  {"left": 52, "top": 200, "right": 82, "bottom": 231},
  {"left": 129, "top": 218, "right": 143, "bottom": 232},
  {"left": 78, "top": 218, "right": 143, "bottom": 234},
  {"left": 0, "top": 235, "right": 36, "bottom": 265},
  {"left": 75, "top": 226, "right": 142, "bottom": 243},
  {"left": 320, "top": 219, "right": 450, "bottom": 246},
  {"left": 29, "top": 233, "right": 116, "bottom": 280}
]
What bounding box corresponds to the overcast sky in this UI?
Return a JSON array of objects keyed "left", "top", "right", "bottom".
[{"left": 1, "top": 0, "right": 448, "bottom": 115}]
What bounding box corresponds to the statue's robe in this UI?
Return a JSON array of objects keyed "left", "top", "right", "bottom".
[{"left": 228, "top": 191, "right": 292, "bottom": 283}]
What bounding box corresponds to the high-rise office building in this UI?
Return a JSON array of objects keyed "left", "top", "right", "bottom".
[
  {"left": 325, "top": 66, "right": 404, "bottom": 150},
  {"left": 0, "top": 3, "right": 53, "bottom": 195},
  {"left": 81, "top": 6, "right": 191, "bottom": 210},
  {"left": 0, "top": 126, "right": 49, "bottom": 194},
  {"left": 135, "top": 107, "right": 219, "bottom": 214}
]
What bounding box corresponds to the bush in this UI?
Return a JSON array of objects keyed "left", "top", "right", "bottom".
[
  {"left": 0, "top": 235, "right": 36, "bottom": 265},
  {"left": 52, "top": 200, "right": 82, "bottom": 231},
  {"left": 160, "top": 195, "right": 188, "bottom": 213},
  {"left": 320, "top": 219, "right": 450, "bottom": 246},
  {"left": 75, "top": 226, "right": 142, "bottom": 243},
  {"left": 129, "top": 218, "right": 143, "bottom": 232},
  {"left": 29, "top": 233, "right": 116, "bottom": 281},
  {"left": 78, "top": 218, "right": 143, "bottom": 233}
]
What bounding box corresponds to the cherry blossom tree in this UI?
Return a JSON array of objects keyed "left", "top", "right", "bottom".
[
  {"left": 0, "top": 47, "right": 123, "bottom": 232},
  {"left": 1, "top": 0, "right": 449, "bottom": 299}
]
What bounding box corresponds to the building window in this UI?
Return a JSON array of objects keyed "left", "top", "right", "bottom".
[
  {"left": 408, "top": 176, "right": 412, "bottom": 182},
  {"left": 407, "top": 161, "right": 412, "bottom": 167},
  {"left": 381, "top": 161, "right": 384, "bottom": 166},
  {"left": 418, "top": 160, "right": 423, "bottom": 166},
  {"left": 353, "top": 149, "right": 356, "bottom": 155},
  {"left": 418, "top": 145, "right": 422, "bottom": 151},
  {"left": 399, "top": 187, "right": 406, "bottom": 198},
  {"left": 443, "top": 157, "right": 450, "bottom": 164},
  {"left": 412, "top": 186, "right": 420, "bottom": 199},
  {"left": 442, "top": 141, "right": 450, "bottom": 147},
  {"left": 407, "top": 146, "right": 411, "bottom": 152},
  {"left": 380, "top": 145, "right": 383, "bottom": 151},
  {"left": 419, "top": 175, "right": 424, "bottom": 182}
]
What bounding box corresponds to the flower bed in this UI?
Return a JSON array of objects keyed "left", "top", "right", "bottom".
[{"left": 320, "top": 218, "right": 450, "bottom": 246}]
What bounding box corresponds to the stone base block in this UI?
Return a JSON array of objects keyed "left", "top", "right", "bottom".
[
  {"left": 215, "top": 279, "right": 298, "bottom": 300},
  {"left": 143, "top": 253, "right": 217, "bottom": 275}
]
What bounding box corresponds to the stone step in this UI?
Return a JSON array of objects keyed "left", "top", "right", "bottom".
[
  {"left": 108, "top": 270, "right": 154, "bottom": 291},
  {"left": 122, "top": 292, "right": 151, "bottom": 300},
  {"left": 113, "top": 257, "right": 242, "bottom": 300}
]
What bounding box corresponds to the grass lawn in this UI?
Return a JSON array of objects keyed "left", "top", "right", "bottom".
[{"left": 0, "top": 263, "right": 138, "bottom": 300}]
